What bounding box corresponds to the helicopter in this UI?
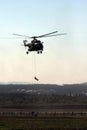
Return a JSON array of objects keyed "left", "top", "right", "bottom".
[{"left": 13, "top": 31, "right": 66, "bottom": 54}]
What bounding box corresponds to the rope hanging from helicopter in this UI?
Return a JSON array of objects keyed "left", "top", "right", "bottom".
[{"left": 32, "top": 52, "right": 39, "bottom": 82}]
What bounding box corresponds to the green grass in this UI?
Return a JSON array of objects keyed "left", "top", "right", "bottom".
[{"left": 0, "top": 118, "right": 87, "bottom": 130}]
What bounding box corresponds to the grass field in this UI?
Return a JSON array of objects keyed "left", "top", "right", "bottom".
[
  {"left": 0, "top": 94, "right": 87, "bottom": 129},
  {"left": 0, "top": 117, "right": 87, "bottom": 130}
]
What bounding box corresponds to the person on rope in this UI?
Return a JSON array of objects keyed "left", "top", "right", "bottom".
[{"left": 34, "top": 76, "right": 39, "bottom": 81}]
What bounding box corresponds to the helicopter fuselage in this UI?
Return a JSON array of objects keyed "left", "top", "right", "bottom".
[
  {"left": 23, "top": 40, "right": 43, "bottom": 54},
  {"left": 28, "top": 42, "right": 43, "bottom": 51}
]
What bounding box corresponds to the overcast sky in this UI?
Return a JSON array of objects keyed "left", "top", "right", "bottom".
[{"left": 0, "top": 0, "right": 87, "bottom": 84}]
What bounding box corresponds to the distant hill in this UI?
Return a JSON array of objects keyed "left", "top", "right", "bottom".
[{"left": 0, "top": 83, "right": 87, "bottom": 95}]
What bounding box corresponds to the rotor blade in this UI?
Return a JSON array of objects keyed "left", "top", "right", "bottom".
[
  {"left": 36, "top": 31, "right": 58, "bottom": 38},
  {"left": 37, "top": 33, "right": 67, "bottom": 38},
  {"left": 13, "top": 33, "right": 31, "bottom": 38}
]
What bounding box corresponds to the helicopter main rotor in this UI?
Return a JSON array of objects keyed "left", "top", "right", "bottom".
[{"left": 13, "top": 31, "right": 67, "bottom": 39}]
